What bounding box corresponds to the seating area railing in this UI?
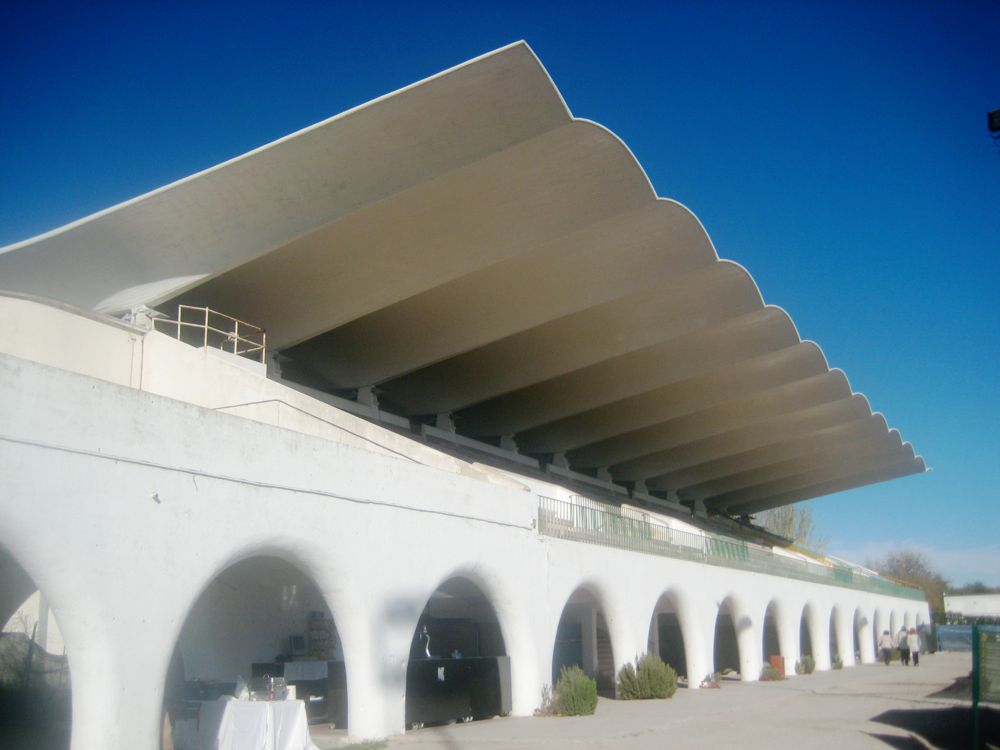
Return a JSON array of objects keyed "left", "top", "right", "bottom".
[
  {"left": 152, "top": 306, "right": 266, "bottom": 363},
  {"left": 537, "top": 495, "right": 924, "bottom": 601}
]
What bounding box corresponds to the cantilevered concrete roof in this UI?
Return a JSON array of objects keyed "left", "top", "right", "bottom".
[{"left": 0, "top": 42, "right": 925, "bottom": 513}]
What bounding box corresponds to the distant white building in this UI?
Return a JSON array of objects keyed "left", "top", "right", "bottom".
[
  {"left": 0, "top": 42, "right": 928, "bottom": 749},
  {"left": 944, "top": 594, "right": 1000, "bottom": 618}
]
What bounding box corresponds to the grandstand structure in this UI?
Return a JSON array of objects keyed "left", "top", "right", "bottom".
[{"left": 0, "top": 43, "right": 927, "bottom": 748}]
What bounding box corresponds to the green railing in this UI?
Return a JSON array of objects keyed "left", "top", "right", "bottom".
[{"left": 537, "top": 495, "right": 925, "bottom": 601}]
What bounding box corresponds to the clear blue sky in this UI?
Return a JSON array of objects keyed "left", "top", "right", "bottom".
[{"left": 2, "top": 1, "right": 997, "bottom": 584}]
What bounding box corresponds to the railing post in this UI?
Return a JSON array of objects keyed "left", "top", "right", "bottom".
[{"left": 972, "top": 621, "right": 980, "bottom": 750}]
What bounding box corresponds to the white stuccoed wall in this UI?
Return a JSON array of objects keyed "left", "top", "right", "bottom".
[{"left": 0, "top": 296, "right": 929, "bottom": 748}]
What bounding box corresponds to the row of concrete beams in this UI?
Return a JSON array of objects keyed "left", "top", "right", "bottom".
[{"left": 0, "top": 43, "right": 924, "bottom": 514}]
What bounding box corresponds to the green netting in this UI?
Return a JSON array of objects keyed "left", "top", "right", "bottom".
[
  {"left": 536, "top": 495, "right": 923, "bottom": 599},
  {"left": 977, "top": 625, "right": 1000, "bottom": 703}
]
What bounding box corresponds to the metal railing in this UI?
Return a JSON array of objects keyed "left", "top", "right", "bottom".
[
  {"left": 152, "top": 306, "right": 266, "bottom": 363},
  {"left": 537, "top": 495, "right": 924, "bottom": 601}
]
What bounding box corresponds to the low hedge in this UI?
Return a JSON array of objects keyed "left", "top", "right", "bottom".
[{"left": 617, "top": 653, "right": 678, "bottom": 699}]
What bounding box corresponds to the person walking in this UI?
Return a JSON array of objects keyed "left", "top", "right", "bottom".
[
  {"left": 897, "top": 627, "right": 910, "bottom": 666},
  {"left": 879, "top": 630, "right": 894, "bottom": 666},
  {"left": 907, "top": 627, "right": 920, "bottom": 666}
]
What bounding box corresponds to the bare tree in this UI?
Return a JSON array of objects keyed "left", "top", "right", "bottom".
[
  {"left": 7, "top": 609, "right": 35, "bottom": 636},
  {"left": 757, "top": 505, "right": 827, "bottom": 551},
  {"left": 948, "top": 581, "right": 1000, "bottom": 595},
  {"left": 867, "top": 549, "right": 948, "bottom": 615}
]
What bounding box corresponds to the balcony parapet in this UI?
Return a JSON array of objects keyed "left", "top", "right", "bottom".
[{"left": 537, "top": 494, "right": 925, "bottom": 601}]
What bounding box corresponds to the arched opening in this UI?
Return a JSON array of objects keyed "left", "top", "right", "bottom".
[
  {"left": 165, "top": 555, "right": 346, "bottom": 749},
  {"left": 405, "top": 576, "right": 510, "bottom": 729},
  {"left": 713, "top": 599, "right": 740, "bottom": 678},
  {"left": 762, "top": 601, "right": 781, "bottom": 665},
  {"left": 0, "top": 547, "right": 71, "bottom": 750},
  {"left": 647, "top": 592, "right": 687, "bottom": 685},
  {"left": 853, "top": 609, "right": 866, "bottom": 662},
  {"left": 829, "top": 608, "right": 839, "bottom": 663},
  {"left": 552, "top": 586, "right": 615, "bottom": 697},
  {"left": 873, "top": 609, "right": 886, "bottom": 657},
  {"left": 799, "top": 606, "right": 814, "bottom": 660}
]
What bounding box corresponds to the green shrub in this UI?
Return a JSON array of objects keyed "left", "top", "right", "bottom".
[
  {"left": 795, "top": 655, "right": 816, "bottom": 674},
  {"left": 832, "top": 655, "right": 843, "bottom": 670},
  {"left": 617, "top": 653, "right": 678, "bottom": 699},
  {"left": 759, "top": 663, "right": 784, "bottom": 681},
  {"left": 554, "top": 665, "right": 598, "bottom": 716}
]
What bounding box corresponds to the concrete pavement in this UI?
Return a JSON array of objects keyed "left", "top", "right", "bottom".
[{"left": 366, "top": 652, "right": 984, "bottom": 750}]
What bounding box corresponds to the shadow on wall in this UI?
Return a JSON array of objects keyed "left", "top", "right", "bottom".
[{"left": 869, "top": 705, "right": 1000, "bottom": 750}]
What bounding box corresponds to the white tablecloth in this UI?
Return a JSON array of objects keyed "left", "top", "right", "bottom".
[{"left": 174, "top": 698, "right": 317, "bottom": 750}]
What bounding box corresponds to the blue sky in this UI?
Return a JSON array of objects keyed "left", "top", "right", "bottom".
[{"left": 2, "top": 1, "right": 997, "bottom": 584}]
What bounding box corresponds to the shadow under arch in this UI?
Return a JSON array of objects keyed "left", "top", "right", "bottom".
[
  {"left": 403, "top": 572, "right": 514, "bottom": 729},
  {"left": 646, "top": 588, "right": 691, "bottom": 683},
  {"left": 164, "top": 552, "right": 348, "bottom": 745},
  {"left": 829, "top": 605, "right": 845, "bottom": 664},
  {"left": 551, "top": 582, "right": 617, "bottom": 697},
  {"left": 713, "top": 596, "right": 744, "bottom": 677},
  {"left": 0, "top": 544, "right": 72, "bottom": 750},
  {"left": 799, "top": 601, "right": 818, "bottom": 662},
  {"left": 762, "top": 599, "right": 782, "bottom": 665},
  {"left": 873, "top": 608, "right": 888, "bottom": 658}
]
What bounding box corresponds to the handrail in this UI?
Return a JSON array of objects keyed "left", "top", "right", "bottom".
[
  {"left": 537, "top": 495, "right": 925, "bottom": 601},
  {"left": 151, "top": 306, "right": 266, "bottom": 363}
]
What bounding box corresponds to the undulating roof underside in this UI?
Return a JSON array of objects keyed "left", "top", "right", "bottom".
[{"left": 0, "top": 42, "right": 925, "bottom": 514}]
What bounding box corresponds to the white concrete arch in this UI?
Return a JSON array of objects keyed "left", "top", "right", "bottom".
[
  {"left": 799, "top": 601, "right": 832, "bottom": 671},
  {"left": 714, "top": 593, "right": 759, "bottom": 681},
  {"left": 890, "top": 610, "right": 901, "bottom": 636},
  {"left": 774, "top": 596, "right": 801, "bottom": 669},
  {"left": 0, "top": 510, "right": 119, "bottom": 750},
  {"left": 0, "top": 540, "right": 75, "bottom": 747},
  {"left": 411, "top": 562, "right": 539, "bottom": 718},
  {"left": 830, "top": 604, "right": 856, "bottom": 667},
  {"left": 547, "top": 576, "right": 633, "bottom": 696},
  {"left": 646, "top": 587, "right": 702, "bottom": 685},
  {"left": 873, "top": 608, "right": 889, "bottom": 653},
  {"left": 761, "top": 598, "right": 787, "bottom": 667},
  {"left": 159, "top": 536, "right": 374, "bottom": 738},
  {"left": 855, "top": 607, "right": 876, "bottom": 664}
]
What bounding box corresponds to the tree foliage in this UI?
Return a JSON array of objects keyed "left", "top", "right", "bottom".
[
  {"left": 948, "top": 581, "right": 1000, "bottom": 595},
  {"left": 867, "top": 549, "right": 948, "bottom": 614},
  {"left": 757, "top": 505, "right": 827, "bottom": 551}
]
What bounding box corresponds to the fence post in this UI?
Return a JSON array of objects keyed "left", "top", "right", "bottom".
[
  {"left": 972, "top": 621, "right": 980, "bottom": 750},
  {"left": 24, "top": 622, "right": 37, "bottom": 691}
]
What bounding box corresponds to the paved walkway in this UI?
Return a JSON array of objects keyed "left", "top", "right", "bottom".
[{"left": 354, "top": 652, "right": 987, "bottom": 750}]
